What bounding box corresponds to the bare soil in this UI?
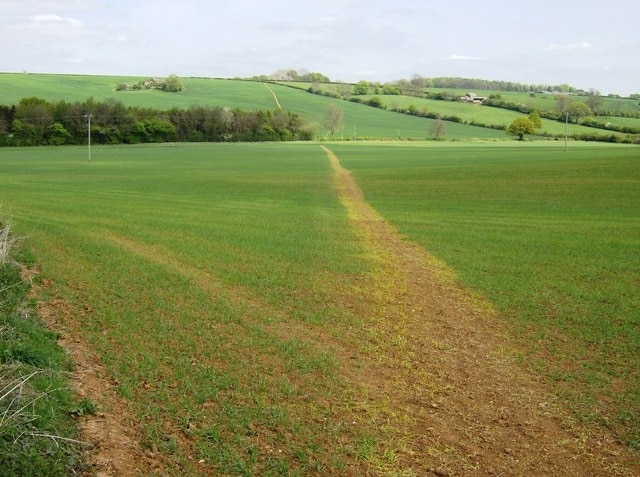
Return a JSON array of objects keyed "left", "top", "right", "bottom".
[
  {"left": 31, "top": 277, "right": 165, "bottom": 476},
  {"left": 321, "top": 145, "right": 640, "bottom": 476}
]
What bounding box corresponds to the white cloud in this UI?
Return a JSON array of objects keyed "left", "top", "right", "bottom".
[
  {"left": 545, "top": 41, "right": 601, "bottom": 52},
  {"left": 29, "top": 14, "right": 83, "bottom": 27},
  {"left": 105, "top": 35, "right": 128, "bottom": 44},
  {"left": 448, "top": 55, "right": 486, "bottom": 61},
  {"left": 23, "top": 13, "right": 86, "bottom": 38}
]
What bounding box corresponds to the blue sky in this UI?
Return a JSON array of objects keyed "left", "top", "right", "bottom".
[{"left": 0, "top": 0, "right": 638, "bottom": 95}]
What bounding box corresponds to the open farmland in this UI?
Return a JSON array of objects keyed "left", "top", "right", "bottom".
[
  {"left": 1, "top": 142, "right": 639, "bottom": 475},
  {"left": 279, "top": 81, "right": 640, "bottom": 140},
  {"left": 333, "top": 141, "right": 640, "bottom": 445},
  {"left": 0, "top": 73, "right": 506, "bottom": 140},
  {"left": 422, "top": 88, "right": 640, "bottom": 116},
  {"left": 356, "top": 94, "right": 605, "bottom": 136}
]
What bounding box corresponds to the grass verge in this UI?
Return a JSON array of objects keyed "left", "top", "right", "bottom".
[{"left": 0, "top": 215, "right": 88, "bottom": 475}]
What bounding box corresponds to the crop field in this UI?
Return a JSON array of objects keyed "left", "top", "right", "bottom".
[
  {"left": 1, "top": 143, "right": 377, "bottom": 474},
  {"left": 267, "top": 87, "right": 504, "bottom": 140},
  {"left": 281, "top": 81, "right": 640, "bottom": 138},
  {"left": 422, "top": 88, "right": 640, "bottom": 115},
  {"left": 0, "top": 73, "right": 276, "bottom": 110},
  {"left": 356, "top": 95, "right": 608, "bottom": 136},
  {"left": 601, "top": 116, "right": 640, "bottom": 130},
  {"left": 0, "top": 73, "right": 507, "bottom": 141},
  {"left": 333, "top": 142, "right": 640, "bottom": 444},
  {"left": 1, "top": 142, "right": 639, "bottom": 474}
]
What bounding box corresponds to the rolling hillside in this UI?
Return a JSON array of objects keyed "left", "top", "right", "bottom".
[
  {"left": 0, "top": 73, "right": 505, "bottom": 140},
  {"left": 279, "top": 80, "right": 640, "bottom": 140},
  {"left": 3, "top": 72, "right": 639, "bottom": 141}
]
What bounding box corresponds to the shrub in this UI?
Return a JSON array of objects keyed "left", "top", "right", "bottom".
[{"left": 367, "top": 96, "right": 384, "bottom": 108}]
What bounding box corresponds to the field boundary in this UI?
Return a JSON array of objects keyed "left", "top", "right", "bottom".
[{"left": 33, "top": 276, "right": 165, "bottom": 475}]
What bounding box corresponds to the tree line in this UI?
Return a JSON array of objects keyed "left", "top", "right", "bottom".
[
  {"left": 0, "top": 97, "right": 314, "bottom": 146},
  {"left": 265, "top": 69, "right": 597, "bottom": 96}
]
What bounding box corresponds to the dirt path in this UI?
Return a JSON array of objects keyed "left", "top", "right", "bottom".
[
  {"left": 264, "top": 83, "right": 282, "bottom": 109},
  {"left": 322, "top": 145, "right": 639, "bottom": 476},
  {"left": 32, "top": 277, "right": 165, "bottom": 476}
]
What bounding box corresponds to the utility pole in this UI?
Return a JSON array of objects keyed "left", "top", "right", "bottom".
[
  {"left": 84, "top": 114, "right": 92, "bottom": 162},
  {"left": 564, "top": 111, "right": 568, "bottom": 152}
]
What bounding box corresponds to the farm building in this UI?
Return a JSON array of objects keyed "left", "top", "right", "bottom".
[{"left": 460, "top": 92, "right": 486, "bottom": 103}]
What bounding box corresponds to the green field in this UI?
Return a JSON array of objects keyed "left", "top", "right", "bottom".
[
  {"left": 0, "top": 73, "right": 506, "bottom": 140},
  {"left": 421, "top": 87, "right": 640, "bottom": 116},
  {"left": 601, "top": 116, "right": 640, "bottom": 130},
  {"left": 280, "top": 80, "right": 640, "bottom": 139},
  {"left": 1, "top": 143, "right": 377, "bottom": 474},
  {"left": 356, "top": 94, "right": 602, "bottom": 136},
  {"left": 0, "top": 73, "right": 277, "bottom": 110},
  {"left": 4, "top": 73, "right": 638, "bottom": 142},
  {"left": 1, "top": 142, "right": 639, "bottom": 473},
  {"left": 333, "top": 141, "right": 640, "bottom": 445}
]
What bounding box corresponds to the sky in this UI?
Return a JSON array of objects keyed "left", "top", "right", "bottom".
[{"left": 0, "top": 0, "right": 638, "bottom": 95}]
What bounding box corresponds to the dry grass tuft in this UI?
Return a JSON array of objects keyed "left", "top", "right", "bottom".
[{"left": 0, "top": 212, "right": 21, "bottom": 266}]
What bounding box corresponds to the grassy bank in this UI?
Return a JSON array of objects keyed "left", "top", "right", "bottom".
[{"left": 0, "top": 217, "right": 87, "bottom": 475}]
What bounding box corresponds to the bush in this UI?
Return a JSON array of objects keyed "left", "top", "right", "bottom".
[{"left": 367, "top": 96, "right": 384, "bottom": 108}]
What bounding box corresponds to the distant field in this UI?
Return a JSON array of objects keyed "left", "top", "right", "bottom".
[
  {"left": 600, "top": 115, "right": 640, "bottom": 130},
  {"left": 269, "top": 86, "right": 505, "bottom": 139},
  {"left": 357, "top": 94, "right": 601, "bottom": 136},
  {"left": 423, "top": 87, "right": 640, "bottom": 115},
  {"left": 279, "top": 80, "right": 640, "bottom": 116},
  {"left": 0, "top": 73, "right": 506, "bottom": 140},
  {"left": 0, "top": 73, "right": 279, "bottom": 109},
  {"left": 279, "top": 81, "right": 640, "bottom": 139},
  {"left": 334, "top": 141, "right": 640, "bottom": 447}
]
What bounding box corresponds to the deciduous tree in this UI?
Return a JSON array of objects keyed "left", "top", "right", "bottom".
[
  {"left": 506, "top": 117, "right": 536, "bottom": 140},
  {"left": 353, "top": 80, "right": 370, "bottom": 95},
  {"left": 163, "top": 74, "right": 185, "bottom": 92},
  {"left": 528, "top": 110, "right": 542, "bottom": 130},
  {"left": 429, "top": 118, "right": 446, "bottom": 140},
  {"left": 406, "top": 75, "right": 426, "bottom": 96},
  {"left": 323, "top": 104, "right": 343, "bottom": 138},
  {"left": 586, "top": 89, "right": 603, "bottom": 116},
  {"left": 567, "top": 102, "right": 592, "bottom": 123},
  {"left": 555, "top": 94, "right": 571, "bottom": 117},
  {"left": 15, "top": 97, "right": 53, "bottom": 145},
  {"left": 382, "top": 83, "right": 401, "bottom": 95}
]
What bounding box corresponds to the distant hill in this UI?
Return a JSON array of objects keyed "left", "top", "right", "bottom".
[
  {"left": 0, "top": 73, "right": 505, "bottom": 141},
  {"left": 1, "top": 72, "right": 638, "bottom": 142}
]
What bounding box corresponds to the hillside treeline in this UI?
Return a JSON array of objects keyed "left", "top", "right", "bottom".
[
  {"left": 263, "top": 69, "right": 584, "bottom": 95},
  {"left": 423, "top": 77, "right": 578, "bottom": 93},
  {"left": 0, "top": 97, "right": 313, "bottom": 146}
]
